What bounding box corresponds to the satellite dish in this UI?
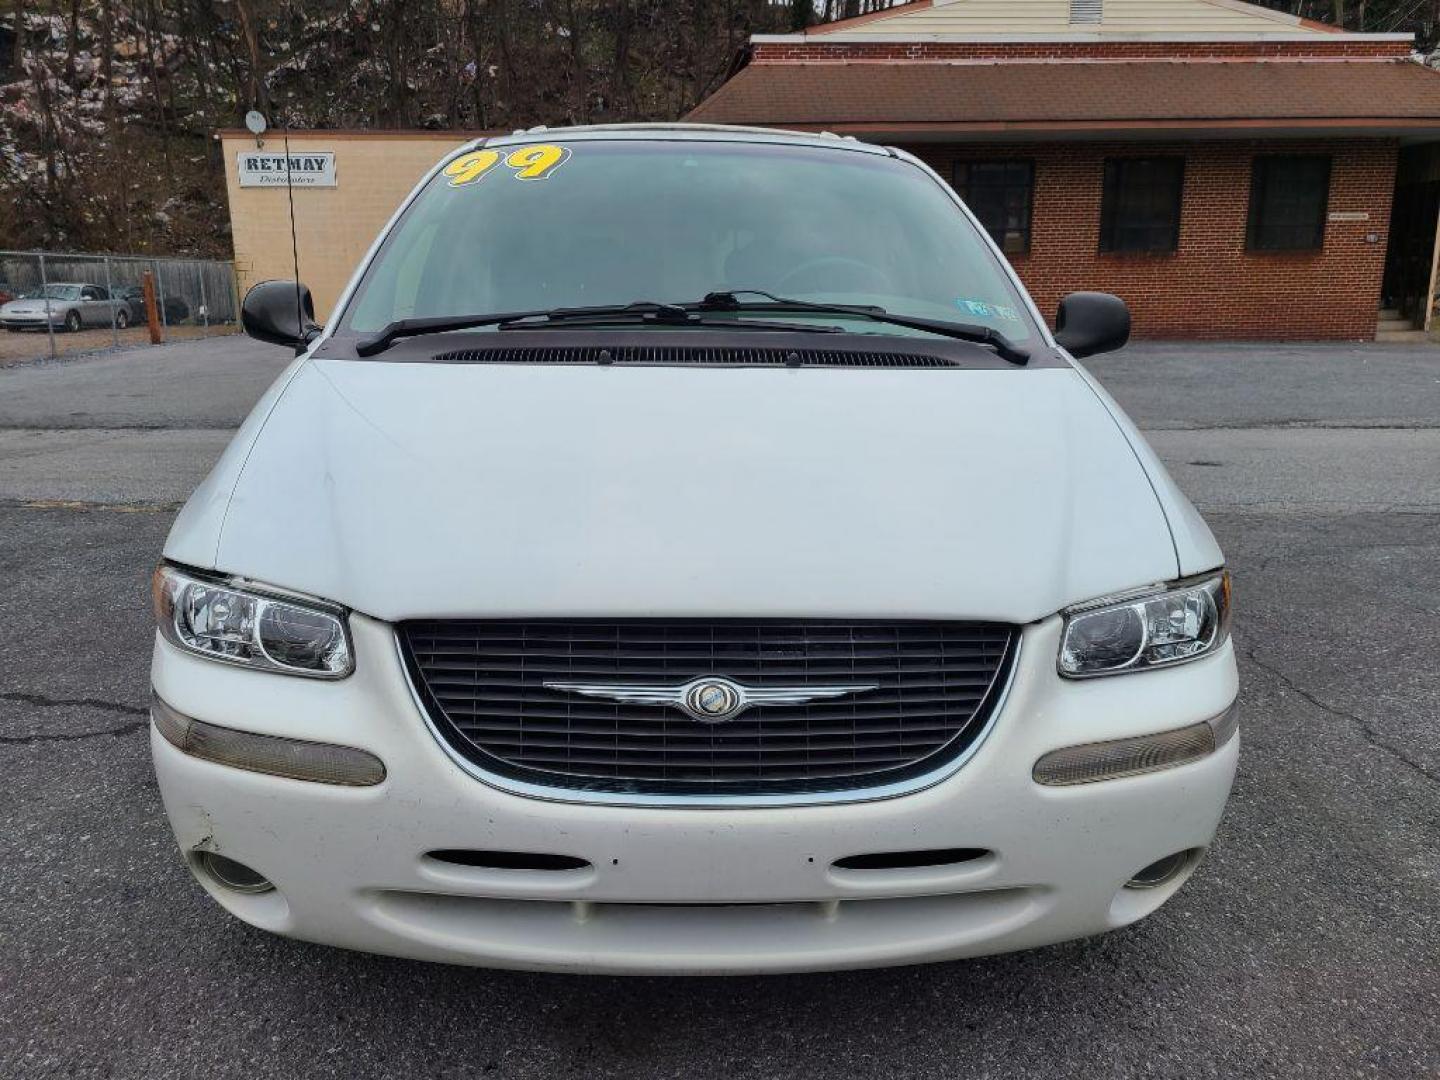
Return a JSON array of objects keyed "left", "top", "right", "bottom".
[{"left": 244, "top": 110, "right": 268, "bottom": 136}]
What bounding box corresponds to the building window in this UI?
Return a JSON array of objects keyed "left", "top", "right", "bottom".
[
  {"left": 956, "top": 160, "right": 1034, "bottom": 255},
  {"left": 1100, "top": 157, "right": 1185, "bottom": 253},
  {"left": 1248, "top": 155, "right": 1331, "bottom": 252}
]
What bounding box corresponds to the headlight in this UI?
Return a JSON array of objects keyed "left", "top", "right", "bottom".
[
  {"left": 1058, "top": 571, "right": 1230, "bottom": 678},
  {"left": 152, "top": 564, "right": 353, "bottom": 678}
]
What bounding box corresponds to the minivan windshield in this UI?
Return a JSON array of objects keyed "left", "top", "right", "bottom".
[{"left": 343, "top": 139, "right": 1038, "bottom": 344}]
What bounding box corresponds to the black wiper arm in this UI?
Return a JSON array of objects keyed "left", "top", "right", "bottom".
[
  {"left": 356, "top": 310, "right": 538, "bottom": 356},
  {"left": 699, "top": 290, "right": 1031, "bottom": 365},
  {"left": 355, "top": 302, "right": 680, "bottom": 357},
  {"left": 497, "top": 302, "right": 706, "bottom": 331},
  {"left": 497, "top": 312, "right": 841, "bottom": 335}
]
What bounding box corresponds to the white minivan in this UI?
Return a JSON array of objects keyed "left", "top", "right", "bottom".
[{"left": 150, "top": 125, "right": 1237, "bottom": 974}]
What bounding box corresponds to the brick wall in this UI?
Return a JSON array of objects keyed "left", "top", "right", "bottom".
[
  {"left": 909, "top": 138, "right": 1398, "bottom": 341},
  {"left": 752, "top": 40, "right": 1412, "bottom": 62}
]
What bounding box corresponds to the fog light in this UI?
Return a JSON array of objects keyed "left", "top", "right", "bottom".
[
  {"left": 198, "top": 851, "right": 274, "bottom": 894},
  {"left": 1125, "top": 850, "right": 1192, "bottom": 890},
  {"left": 151, "top": 693, "right": 386, "bottom": 786},
  {"left": 1033, "top": 701, "right": 1238, "bottom": 787}
]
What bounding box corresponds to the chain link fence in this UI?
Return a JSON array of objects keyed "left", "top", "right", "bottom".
[{"left": 0, "top": 250, "right": 241, "bottom": 364}]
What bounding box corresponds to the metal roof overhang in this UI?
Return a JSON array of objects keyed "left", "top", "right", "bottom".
[
  {"left": 771, "top": 118, "right": 1440, "bottom": 144},
  {"left": 686, "top": 59, "right": 1440, "bottom": 145}
]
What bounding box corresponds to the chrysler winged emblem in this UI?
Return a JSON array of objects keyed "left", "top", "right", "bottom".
[{"left": 542, "top": 675, "right": 878, "bottom": 724}]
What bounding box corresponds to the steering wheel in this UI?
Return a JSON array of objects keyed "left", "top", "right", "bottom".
[{"left": 775, "top": 256, "right": 892, "bottom": 295}]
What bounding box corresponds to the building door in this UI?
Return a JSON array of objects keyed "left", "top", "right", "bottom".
[{"left": 1383, "top": 148, "right": 1440, "bottom": 328}]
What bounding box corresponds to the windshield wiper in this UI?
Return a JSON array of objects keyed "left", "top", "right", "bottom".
[
  {"left": 697, "top": 290, "right": 1031, "bottom": 365},
  {"left": 355, "top": 301, "right": 836, "bottom": 356},
  {"left": 356, "top": 303, "right": 660, "bottom": 356},
  {"left": 498, "top": 305, "right": 841, "bottom": 336}
]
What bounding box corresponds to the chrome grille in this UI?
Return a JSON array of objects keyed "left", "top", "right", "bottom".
[{"left": 399, "top": 620, "right": 1017, "bottom": 796}]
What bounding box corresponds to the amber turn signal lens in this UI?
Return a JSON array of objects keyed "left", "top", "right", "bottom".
[
  {"left": 151, "top": 694, "right": 385, "bottom": 787},
  {"left": 1033, "top": 702, "right": 1238, "bottom": 787}
]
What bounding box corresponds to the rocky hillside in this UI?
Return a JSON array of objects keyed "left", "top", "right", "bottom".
[
  {"left": 0, "top": 1, "right": 1422, "bottom": 259},
  {"left": 0, "top": 0, "right": 821, "bottom": 258}
]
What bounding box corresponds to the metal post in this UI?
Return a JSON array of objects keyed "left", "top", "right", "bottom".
[
  {"left": 38, "top": 252, "right": 56, "bottom": 359},
  {"left": 153, "top": 259, "right": 168, "bottom": 342},
  {"left": 199, "top": 264, "right": 209, "bottom": 336},
  {"left": 103, "top": 255, "right": 119, "bottom": 347},
  {"left": 139, "top": 271, "right": 162, "bottom": 345},
  {"left": 230, "top": 264, "right": 241, "bottom": 332}
]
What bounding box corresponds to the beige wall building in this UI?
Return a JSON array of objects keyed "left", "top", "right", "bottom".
[{"left": 219, "top": 130, "right": 483, "bottom": 321}]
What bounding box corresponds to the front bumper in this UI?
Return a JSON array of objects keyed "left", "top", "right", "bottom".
[
  {"left": 150, "top": 613, "right": 1239, "bottom": 975},
  {"left": 1, "top": 314, "right": 61, "bottom": 329}
]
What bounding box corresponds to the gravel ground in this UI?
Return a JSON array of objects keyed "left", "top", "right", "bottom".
[
  {"left": 0, "top": 323, "right": 233, "bottom": 366},
  {"left": 1, "top": 337, "right": 1437, "bottom": 1078}
]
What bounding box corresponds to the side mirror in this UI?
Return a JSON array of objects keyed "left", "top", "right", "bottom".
[
  {"left": 242, "top": 279, "right": 321, "bottom": 352},
  {"left": 1054, "top": 292, "right": 1130, "bottom": 359}
]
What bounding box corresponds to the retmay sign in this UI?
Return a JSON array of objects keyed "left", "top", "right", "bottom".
[{"left": 236, "top": 151, "right": 336, "bottom": 188}]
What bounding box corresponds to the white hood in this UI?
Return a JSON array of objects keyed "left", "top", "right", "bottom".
[{"left": 170, "top": 357, "right": 1185, "bottom": 623}]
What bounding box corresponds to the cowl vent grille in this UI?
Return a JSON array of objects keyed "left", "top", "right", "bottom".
[{"left": 428, "top": 345, "right": 958, "bottom": 368}]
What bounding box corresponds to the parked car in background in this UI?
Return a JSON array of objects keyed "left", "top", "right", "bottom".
[
  {"left": 116, "top": 285, "right": 191, "bottom": 326},
  {"left": 0, "top": 283, "right": 130, "bottom": 332},
  {"left": 115, "top": 286, "right": 144, "bottom": 323},
  {"left": 0, "top": 282, "right": 20, "bottom": 305}
]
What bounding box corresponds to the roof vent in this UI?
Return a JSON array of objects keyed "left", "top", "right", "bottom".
[{"left": 1069, "top": 0, "right": 1102, "bottom": 23}]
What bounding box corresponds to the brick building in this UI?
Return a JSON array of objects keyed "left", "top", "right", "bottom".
[{"left": 688, "top": 0, "right": 1440, "bottom": 340}]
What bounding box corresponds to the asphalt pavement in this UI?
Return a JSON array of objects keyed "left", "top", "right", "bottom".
[{"left": 1, "top": 337, "right": 1438, "bottom": 1078}]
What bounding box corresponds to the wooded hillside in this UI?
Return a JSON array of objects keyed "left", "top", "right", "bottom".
[{"left": 1, "top": 1, "right": 1436, "bottom": 258}]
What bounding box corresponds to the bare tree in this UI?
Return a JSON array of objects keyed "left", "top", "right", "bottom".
[{"left": 8, "top": 0, "right": 1437, "bottom": 256}]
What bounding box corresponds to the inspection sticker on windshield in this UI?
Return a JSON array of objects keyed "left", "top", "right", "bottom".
[
  {"left": 443, "top": 144, "right": 571, "bottom": 187},
  {"left": 956, "top": 298, "right": 1021, "bottom": 321}
]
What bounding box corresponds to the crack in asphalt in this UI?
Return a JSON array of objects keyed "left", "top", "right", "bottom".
[
  {"left": 0, "top": 498, "right": 182, "bottom": 513},
  {"left": 1152, "top": 420, "right": 1440, "bottom": 434},
  {"left": 1147, "top": 420, "right": 1440, "bottom": 431},
  {"left": 0, "top": 691, "right": 149, "bottom": 745},
  {"left": 1, "top": 691, "right": 146, "bottom": 716},
  {"left": 1244, "top": 648, "right": 1440, "bottom": 785},
  {"left": 0, "top": 718, "right": 149, "bottom": 745},
  {"left": 0, "top": 421, "right": 241, "bottom": 431},
  {"left": 0, "top": 429, "right": 133, "bottom": 461}
]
